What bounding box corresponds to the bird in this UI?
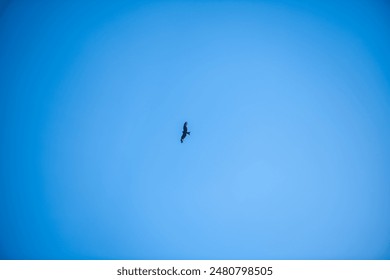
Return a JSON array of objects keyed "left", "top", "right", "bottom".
[{"left": 180, "top": 122, "right": 190, "bottom": 143}]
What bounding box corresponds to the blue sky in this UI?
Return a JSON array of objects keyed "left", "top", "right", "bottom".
[{"left": 1, "top": 0, "right": 390, "bottom": 259}]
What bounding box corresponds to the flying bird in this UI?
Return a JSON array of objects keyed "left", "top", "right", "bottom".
[{"left": 181, "top": 122, "right": 190, "bottom": 143}]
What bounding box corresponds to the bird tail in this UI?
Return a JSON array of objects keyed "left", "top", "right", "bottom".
[{"left": 187, "top": 132, "right": 191, "bottom": 135}]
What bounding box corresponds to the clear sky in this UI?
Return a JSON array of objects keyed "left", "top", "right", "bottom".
[{"left": 1, "top": 0, "right": 390, "bottom": 259}]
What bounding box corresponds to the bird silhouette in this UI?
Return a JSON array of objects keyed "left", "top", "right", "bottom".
[{"left": 181, "top": 122, "right": 190, "bottom": 143}]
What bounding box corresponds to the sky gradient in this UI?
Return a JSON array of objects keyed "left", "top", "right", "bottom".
[{"left": 1, "top": 0, "right": 390, "bottom": 259}]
